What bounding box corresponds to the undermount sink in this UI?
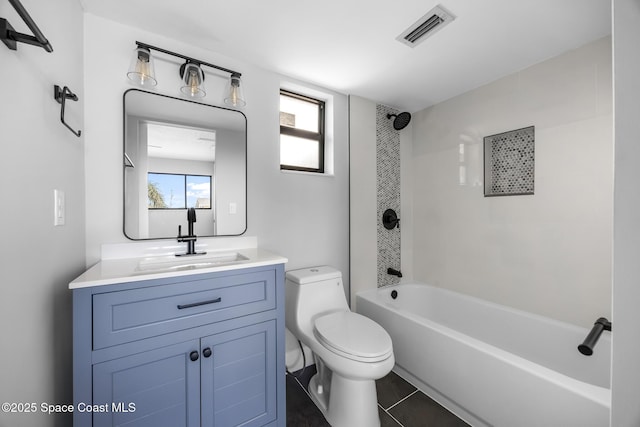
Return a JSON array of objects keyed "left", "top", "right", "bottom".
[{"left": 135, "top": 252, "right": 249, "bottom": 273}]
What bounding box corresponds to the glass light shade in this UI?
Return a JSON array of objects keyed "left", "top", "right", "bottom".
[
  {"left": 127, "top": 47, "right": 157, "bottom": 87},
  {"left": 224, "top": 74, "right": 246, "bottom": 107},
  {"left": 180, "top": 62, "right": 206, "bottom": 98}
]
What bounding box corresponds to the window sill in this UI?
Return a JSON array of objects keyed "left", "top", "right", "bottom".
[{"left": 280, "top": 169, "right": 335, "bottom": 178}]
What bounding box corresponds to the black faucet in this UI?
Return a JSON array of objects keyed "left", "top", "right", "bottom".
[
  {"left": 176, "top": 208, "right": 206, "bottom": 257},
  {"left": 387, "top": 267, "right": 403, "bottom": 278},
  {"left": 578, "top": 317, "right": 612, "bottom": 356}
]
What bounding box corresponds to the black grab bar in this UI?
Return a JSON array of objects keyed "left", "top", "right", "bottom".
[{"left": 578, "top": 317, "right": 611, "bottom": 356}]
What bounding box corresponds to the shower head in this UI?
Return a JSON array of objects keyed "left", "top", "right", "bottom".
[{"left": 387, "top": 112, "right": 412, "bottom": 130}]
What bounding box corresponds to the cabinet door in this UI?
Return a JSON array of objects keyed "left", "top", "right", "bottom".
[
  {"left": 93, "top": 339, "right": 201, "bottom": 427},
  {"left": 200, "top": 320, "right": 277, "bottom": 427}
]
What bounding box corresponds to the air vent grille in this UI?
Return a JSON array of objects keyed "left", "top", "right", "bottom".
[
  {"left": 404, "top": 14, "right": 443, "bottom": 44},
  {"left": 396, "top": 5, "right": 455, "bottom": 48}
]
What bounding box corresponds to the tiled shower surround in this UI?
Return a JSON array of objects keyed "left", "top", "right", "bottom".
[{"left": 376, "top": 104, "right": 401, "bottom": 287}]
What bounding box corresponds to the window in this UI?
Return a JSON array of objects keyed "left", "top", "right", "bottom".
[
  {"left": 280, "top": 90, "right": 325, "bottom": 173},
  {"left": 147, "top": 173, "right": 211, "bottom": 209}
]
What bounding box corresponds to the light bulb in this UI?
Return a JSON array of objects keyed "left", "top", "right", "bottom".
[
  {"left": 187, "top": 70, "right": 200, "bottom": 96},
  {"left": 229, "top": 84, "right": 240, "bottom": 105},
  {"left": 135, "top": 60, "right": 151, "bottom": 85}
]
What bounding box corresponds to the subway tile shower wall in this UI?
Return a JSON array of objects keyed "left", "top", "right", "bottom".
[{"left": 376, "top": 104, "right": 401, "bottom": 287}]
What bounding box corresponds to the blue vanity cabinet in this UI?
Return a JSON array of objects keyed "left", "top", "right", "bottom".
[
  {"left": 72, "top": 264, "right": 286, "bottom": 427},
  {"left": 92, "top": 338, "right": 201, "bottom": 427}
]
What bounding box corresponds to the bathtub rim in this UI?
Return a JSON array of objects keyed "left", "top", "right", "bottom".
[
  {"left": 356, "top": 283, "right": 611, "bottom": 410},
  {"left": 360, "top": 282, "right": 612, "bottom": 344}
]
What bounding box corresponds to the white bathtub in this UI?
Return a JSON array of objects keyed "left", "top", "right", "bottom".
[{"left": 356, "top": 283, "right": 611, "bottom": 427}]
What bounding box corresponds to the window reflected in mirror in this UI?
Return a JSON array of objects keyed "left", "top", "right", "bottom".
[{"left": 147, "top": 173, "right": 211, "bottom": 209}]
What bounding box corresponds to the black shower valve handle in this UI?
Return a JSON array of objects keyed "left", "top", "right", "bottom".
[{"left": 382, "top": 208, "right": 400, "bottom": 230}]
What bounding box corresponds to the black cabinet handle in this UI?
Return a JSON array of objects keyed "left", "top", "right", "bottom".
[
  {"left": 203, "top": 347, "right": 212, "bottom": 358},
  {"left": 189, "top": 351, "right": 199, "bottom": 362},
  {"left": 177, "top": 297, "right": 222, "bottom": 310}
]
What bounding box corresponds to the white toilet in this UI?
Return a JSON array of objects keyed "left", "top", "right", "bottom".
[{"left": 285, "top": 266, "right": 394, "bottom": 427}]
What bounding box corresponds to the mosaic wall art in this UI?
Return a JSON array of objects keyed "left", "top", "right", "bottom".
[
  {"left": 376, "top": 105, "right": 401, "bottom": 287},
  {"left": 484, "top": 126, "right": 535, "bottom": 197}
]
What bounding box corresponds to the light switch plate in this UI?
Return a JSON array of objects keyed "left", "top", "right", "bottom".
[{"left": 54, "top": 189, "right": 65, "bottom": 226}]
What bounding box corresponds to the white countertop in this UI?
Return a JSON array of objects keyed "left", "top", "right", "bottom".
[{"left": 70, "top": 243, "right": 288, "bottom": 289}]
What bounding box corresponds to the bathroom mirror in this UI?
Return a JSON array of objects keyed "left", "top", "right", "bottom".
[{"left": 123, "top": 89, "right": 247, "bottom": 239}]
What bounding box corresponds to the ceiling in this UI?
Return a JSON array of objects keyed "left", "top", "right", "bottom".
[
  {"left": 81, "top": 0, "right": 611, "bottom": 112},
  {"left": 147, "top": 123, "right": 216, "bottom": 162}
]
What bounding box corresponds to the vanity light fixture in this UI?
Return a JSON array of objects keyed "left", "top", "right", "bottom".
[
  {"left": 127, "top": 46, "right": 157, "bottom": 87},
  {"left": 127, "top": 41, "right": 246, "bottom": 106}
]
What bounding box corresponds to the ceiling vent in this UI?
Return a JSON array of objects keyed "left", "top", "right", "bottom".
[{"left": 396, "top": 5, "right": 456, "bottom": 48}]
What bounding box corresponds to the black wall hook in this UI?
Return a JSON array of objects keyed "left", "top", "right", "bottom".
[{"left": 54, "top": 85, "right": 81, "bottom": 137}]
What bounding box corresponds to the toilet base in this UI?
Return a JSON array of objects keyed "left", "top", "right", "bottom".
[{"left": 308, "top": 371, "right": 380, "bottom": 427}]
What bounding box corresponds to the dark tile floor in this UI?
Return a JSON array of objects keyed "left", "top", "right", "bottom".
[{"left": 286, "top": 367, "right": 469, "bottom": 427}]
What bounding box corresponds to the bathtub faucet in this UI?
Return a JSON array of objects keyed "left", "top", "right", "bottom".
[
  {"left": 578, "top": 317, "right": 611, "bottom": 356},
  {"left": 387, "top": 267, "right": 403, "bottom": 278}
]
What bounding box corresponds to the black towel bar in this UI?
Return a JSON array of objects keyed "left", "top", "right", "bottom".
[{"left": 1, "top": 0, "right": 53, "bottom": 52}]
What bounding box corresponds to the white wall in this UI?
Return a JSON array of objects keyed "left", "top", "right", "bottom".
[
  {"left": 400, "top": 118, "right": 414, "bottom": 284},
  {"left": 611, "top": 0, "right": 640, "bottom": 425},
  {"left": 0, "top": 1, "right": 85, "bottom": 426},
  {"left": 410, "top": 37, "right": 613, "bottom": 327},
  {"left": 349, "top": 96, "right": 378, "bottom": 305},
  {"left": 83, "top": 14, "right": 350, "bottom": 286},
  {"left": 215, "top": 128, "right": 247, "bottom": 235}
]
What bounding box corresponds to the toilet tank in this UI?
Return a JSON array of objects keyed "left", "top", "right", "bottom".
[{"left": 285, "top": 266, "right": 350, "bottom": 336}]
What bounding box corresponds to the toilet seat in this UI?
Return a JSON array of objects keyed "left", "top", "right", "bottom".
[{"left": 313, "top": 311, "right": 393, "bottom": 363}]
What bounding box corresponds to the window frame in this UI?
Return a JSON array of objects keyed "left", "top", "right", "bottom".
[
  {"left": 147, "top": 172, "right": 212, "bottom": 210},
  {"left": 279, "top": 89, "right": 326, "bottom": 173}
]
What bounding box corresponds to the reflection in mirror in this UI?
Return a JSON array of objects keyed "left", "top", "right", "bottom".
[{"left": 124, "top": 89, "right": 247, "bottom": 239}]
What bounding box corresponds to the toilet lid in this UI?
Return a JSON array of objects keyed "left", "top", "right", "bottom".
[{"left": 313, "top": 311, "right": 393, "bottom": 362}]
